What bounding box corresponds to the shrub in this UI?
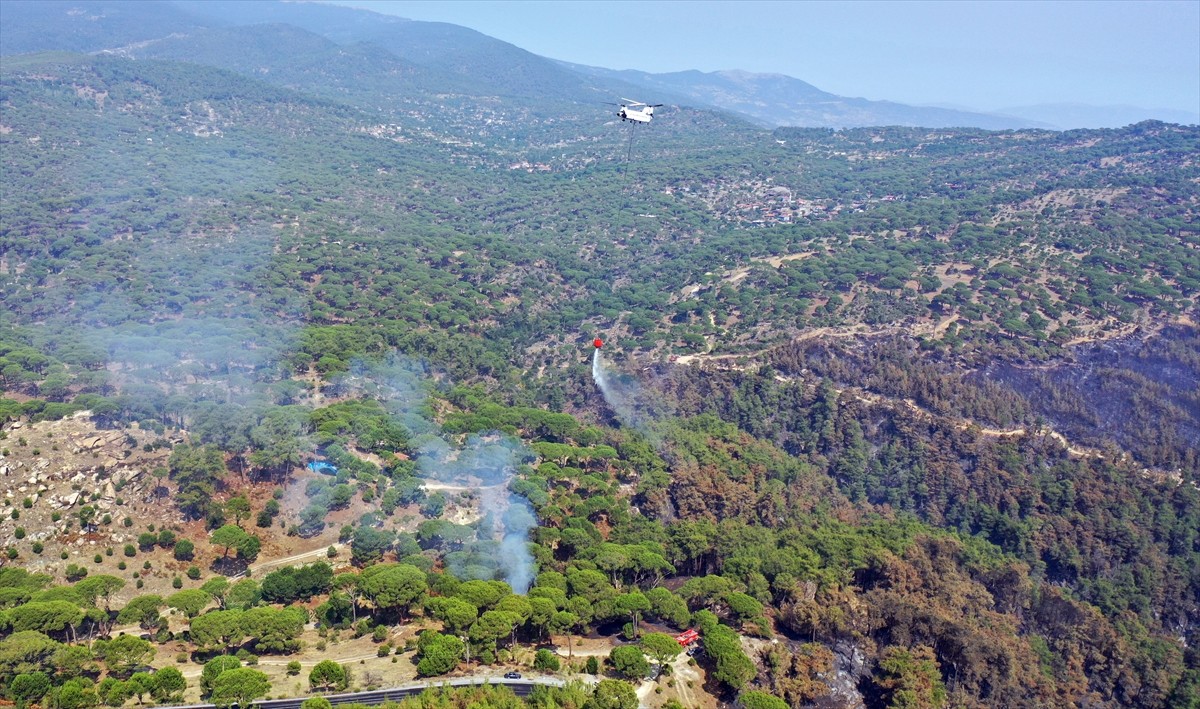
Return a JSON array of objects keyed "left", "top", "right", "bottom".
[
  {"left": 739, "top": 691, "right": 790, "bottom": 709},
  {"left": 137, "top": 533, "right": 157, "bottom": 551},
  {"left": 609, "top": 645, "right": 649, "bottom": 680},
  {"left": 534, "top": 649, "right": 561, "bottom": 671},
  {"left": 173, "top": 539, "right": 195, "bottom": 561},
  {"left": 308, "top": 660, "right": 349, "bottom": 692}
]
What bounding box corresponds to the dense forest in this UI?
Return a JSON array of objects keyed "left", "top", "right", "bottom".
[{"left": 1, "top": 7, "right": 1198, "bottom": 709}]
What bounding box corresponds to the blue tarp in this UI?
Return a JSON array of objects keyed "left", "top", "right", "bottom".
[{"left": 306, "top": 461, "right": 338, "bottom": 475}]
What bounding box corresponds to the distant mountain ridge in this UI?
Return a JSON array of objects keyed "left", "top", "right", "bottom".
[
  {"left": 998, "top": 103, "right": 1200, "bottom": 130},
  {"left": 172, "top": 0, "right": 620, "bottom": 104},
  {"left": 1, "top": 0, "right": 675, "bottom": 126},
  {"left": 1, "top": 0, "right": 1192, "bottom": 130},
  {"left": 0, "top": 0, "right": 209, "bottom": 55},
  {"left": 557, "top": 64, "right": 1050, "bottom": 130},
  {"left": 108, "top": 22, "right": 470, "bottom": 103}
]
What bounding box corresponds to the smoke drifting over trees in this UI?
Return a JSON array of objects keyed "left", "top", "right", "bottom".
[
  {"left": 339, "top": 356, "right": 539, "bottom": 593},
  {"left": 591, "top": 349, "right": 671, "bottom": 448}
]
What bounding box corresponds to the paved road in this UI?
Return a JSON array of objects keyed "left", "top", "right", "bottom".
[{"left": 163, "top": 676, "right": 567, "bottom": 709}]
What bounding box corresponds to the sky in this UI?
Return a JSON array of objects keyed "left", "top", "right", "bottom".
[{"left": 327, "top": 0, "right": 1200, "bottom": 116}]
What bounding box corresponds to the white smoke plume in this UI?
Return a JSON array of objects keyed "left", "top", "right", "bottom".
[
  {"left": 79, "top": 229, "right": 301, "bottom": 410},
  {"left": 339, "top": 354, "right": 538, "bottom": 593},
  {"left": 418, "top": 434, "right": 537, "bottom": 594}
]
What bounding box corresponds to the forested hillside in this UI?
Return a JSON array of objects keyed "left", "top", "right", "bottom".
[{"left": 1, "top": 8, "right": 1198, "bottom": 709}]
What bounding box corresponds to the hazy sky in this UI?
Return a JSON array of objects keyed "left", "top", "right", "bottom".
[{"left": 328, "top": 0, "right": 1200, "bottom": 115}]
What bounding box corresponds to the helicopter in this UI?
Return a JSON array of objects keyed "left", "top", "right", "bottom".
[{"left": 609, "top": 99, "right": 663, "bottom": 123}]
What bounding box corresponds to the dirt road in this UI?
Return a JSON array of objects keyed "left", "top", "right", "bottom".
[{"left": 249, "top": 543, "right": 346, "bottom": 574}]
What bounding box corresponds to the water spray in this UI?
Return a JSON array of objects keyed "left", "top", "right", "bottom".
[{"left": 591, "top": 346, "right": 663, "bottom": 446}]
